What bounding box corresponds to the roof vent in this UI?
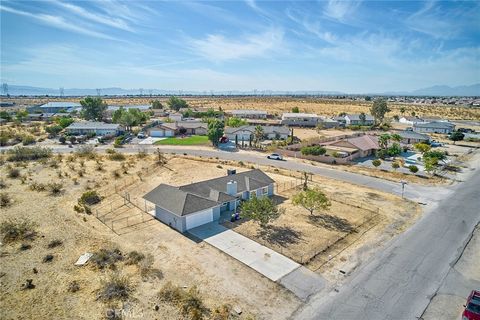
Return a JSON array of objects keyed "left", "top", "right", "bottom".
[{"left": 227, "top": 169, "right": 236, "bottom": 176}]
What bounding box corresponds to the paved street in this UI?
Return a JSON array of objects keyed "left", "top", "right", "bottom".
[{"left": 292, "top": 168, "right": 480, "bottom": 320}]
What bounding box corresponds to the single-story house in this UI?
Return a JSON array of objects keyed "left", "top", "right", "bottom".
[
  {"left": 146, "top": 121, "right": 208, "bottom": 137},
  {"left": 27, "top": 102, "right": 82, "bottom": 114},
  {"left": 66, "top": 121, "right": 124, "bottom": 136},
  {"left": 397, "top": 131, "right": 430, "bottom": 144},
  {"left": 413, "top": 121, "right": 455, "bottom": 134},
  {"left": 281, "top": 113, "right": 319, "bottom": 127},
  {"left": 230, "top": 110, "right": 268, "bottom": 119},
  {"left": 318, "top": 117, "right": 340, "bottom": 128},
  {"left": 322, "top": 134, "right": 379, "bottom": 159},
  {"left": 143, "top": 169, "right": 275, "bottom": 232},
  {"left": 399, "top": 116, "right": 425, "bottom": 125},
  {"left": 168, "top": 113, "right": 183, "bottom": 122},
  {"left": 224, "top": 125, "right": 290, "bottom": 142},
  {"left": 344, "top": 114, "right": 375, "bottom": 126}
]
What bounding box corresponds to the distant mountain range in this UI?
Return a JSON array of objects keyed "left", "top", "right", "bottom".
[{"left": 2, "top": 83, "right": 479, "bottom": 97}]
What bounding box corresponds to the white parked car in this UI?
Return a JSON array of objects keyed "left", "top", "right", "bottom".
[{"left": 267, "top": 153, "right": 283, "bottom": 160}]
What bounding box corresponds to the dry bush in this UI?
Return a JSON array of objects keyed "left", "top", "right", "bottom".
[
  {"left": 29, "top": 181, "right": 47, "bottom": 192},
  {"left": 97, "top": 273, "right": 132, "bottom": 302},
  {"left": 138, "top": 254, "right": 162, "bottom": 280},
  {"left": 67, "top": 280, "right": 80, "bottom": 293},
  {"left": 48, "top": 182, "right": 64, "bottom": 195},
  {"left": 0, "top": 179, "right": 6, "bottom": 189},
  {"left": 47, "top": 239, "right": 63, "bottom": 248},
  {"left": 211, "top": 304, "right": 233, "bottom": 320},
  {"left": 78, "top": 190, "right": 102, "bottom": 205},
  {"left": 108, "top": 152, "right": 126, "bottom": 161},
  {"left": 0, "top": 193, "right": 13, "bottom": 207},
  {"left": 91, "top": 248, "right": 123, "bottom": 269},
  {"left": 125, "top": 251, "right": 145, "bottom": 265},
  {"left": 7, "top": 167, "right": 20, "bottom": 179},
  {"left": 0, "top": 218, "right": 36, "bottom": 243},
  {"left": 158, "top": 282, "right": 207, "bottom": 320}
]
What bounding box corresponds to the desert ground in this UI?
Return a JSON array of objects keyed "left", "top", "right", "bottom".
[
  {"left": 0, "top": 147, "right": 422, "bottom": 319},
  {"left": 3, "top": 96, "right": 480, "bottom": 120}
]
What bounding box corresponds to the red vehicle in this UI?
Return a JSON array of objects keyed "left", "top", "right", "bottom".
[{"left": 463, "top": 290, "right": 480, "bottom": 320}]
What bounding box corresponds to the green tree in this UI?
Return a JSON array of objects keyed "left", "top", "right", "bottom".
[
  {"left": 359, "top": 112, "right": 366, "bottom": 125},
  {"left": 182, "top": 108, "right": 195, "bottom": 118},
  {"left": 240, "top": 196, "right": 284, "bottom": 228},
  {"left": 59, "top": 136, "right": 66, "bottom": 144},
  {"left": 365, "top": 96, "right": 372, "bottom": 101},
  {"left": 379, "top": 134, "right": 391, "bottom": 150},
  {"left": 372, "top": 159, "right": 382, "bottom": 168},
  {"left": 409, "top": 165, "right": 419, "bottom": 173},
  {"left": 207, "top": 119, "right": 224, "bottom": 147},
  {"left": 291, "top": 106, "right": 300, "bottom": 113},
  {"left": 80, "top": 97, "right": 107, "bottom": 121},
  {"left": 301, "top": 146, "right": 326, "bottom": 156},
  {"left": 254, "top": 125, "right": 264, "bottom": 146},
  {"left": 449, "top": 131, "right": 464, "bottom": 144},
  {"left": 370, "top": 98, "right": 390, "bottom": 124},
  {"left": 414, "top": 142, "right": 431, "bottom": 154},
  {"left": 151, "top": 100, "right": 163, "bottom": 109},
  {"left": 292, "top": 187, "right": 331, "bottom": 215},
  {"left": 55, "top": 117, "right": 74, "bottom": 128},
  {"left": 391, "top": 162, "right": 400, "bottom": 171},
  {"left": 15, "top": 110, "right": 28, "bottom": 122},
  {"left": 0, "top": 111, "right": 12, "bottom": 121},
  {"left": 226, "top": 117, "right": 247, "bottom": 127},
  {"left": 167, "top": 96, "right": 188, "bottom": 111},
  {"left": 387, "top": 142, "right": 402, "bottom": 156},
  {"left": 400, "top": 107, "right": 406, "bottom": 114},
  {"left": 45, "top": 125, "right": 63, "bottom": 136},
  {"left": 391, "top": 133, "right": 402, "bottom": 142}
]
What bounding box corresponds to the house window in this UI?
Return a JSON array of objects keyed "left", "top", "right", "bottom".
[{"left": 262, "top": 187, "right": 268, "bottom": 195}]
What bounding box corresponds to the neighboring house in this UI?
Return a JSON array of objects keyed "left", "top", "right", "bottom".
[
  {"left": 397, "top": 130, "right": 430, "bottom": 144},
  {"left": 322, "top": 135, "right": 379, "bottom": 159},
  {"left": 66, "top": 121, "right": 123, "bottom": 136},
  {"left": 413, "top": 121, "right": 455, "bottom": 134},
  {"left": 344, "top": 114, "right": 375, "bottom": 126},
  {"left": 318, "top": 117, "right": 340, "bottom": 129},
  {"left": 399, "top": 116, "right": 425, "bottom": 125},
  {"left": 422, "top": 116, "right": 448, "bottom": 123},
  {"left": 230, "top": 110, "right": 268, "bottom": 119},
  {"left": 143, "top": 169, "right": 275, "bottom": 232},
  {"left": 224, "top": 125, "right": 290, "bottom": 142},
  {"left": 27, "top": 102, "right": 81, "bottom": 114},
  {"left": 169, "top": 113, "right": 183, "bottom": 122},
  {"left": 146, "top": 121, "right": 208, "bottom": 137},
  {"left": 281, "top": 113, "right": 319, "bottom": 127}
]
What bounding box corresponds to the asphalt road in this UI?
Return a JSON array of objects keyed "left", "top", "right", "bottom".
[
  {"left": 10, "top": 143, "right": 449, "bottom": 203},
  {"left": 292, "top": 168, "right": 480, "bottom": 320}
]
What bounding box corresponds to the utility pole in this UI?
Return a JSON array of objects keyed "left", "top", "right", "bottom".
[
  {"left": 59, "top": 87, "right": 64, "bottom": 97},
  {"left": 96, "top": 88, "right": 101, "bottom": 96},
  {"left": 2, "top": 83, "right": 8, "bottom": 95},
  {"left": 400, "top": 180, "right": 407, "bottom": 199}
]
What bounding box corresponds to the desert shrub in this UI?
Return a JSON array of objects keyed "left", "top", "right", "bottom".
[
  {"left": 48, "top": 182, "right": 64, "bottom": 195},
  {"left": 0, "top": 179, "right": 6, "bottom": 189},
  {"left": 125, "top": 251, "right": 145, "bottom": 265},
  {"left": 98, "top": 273, "right": 132, "bottom": 301},
  {"left": 211, "top": 304, "right": 232, "bottom": 320},
  {"left": 73, "top": 204, "right": 85, "bottom": 213},
  {"left": 409, "top": 165, "right": 419, "bottom": 173},
  {"left": 19, "top": 243, "right": 32, "bottom": 251},
  {"left": 0, "top": 218, "right": 37, "bottom": 243},
  {"left": 108, "top": 152, "right": 126, "bottom": 161},
  {"left": 0, "top": 193, "right": 12, "bottom": 207},
  {"left": 29, "top": 181, "right": 47, "bottom": 192},
  {"left": 47, "top": 239, "right": 63, "bottom": 248},
  {"left": 7, "top": 167, "right": 20, "bottom": 179},
  {"left": 67, "top": 280, "right": 80, "bottom": 293},
  {"left": 158, "top": 283, "right": 207, "bottom": 320},
  {"left": 112, "top": 170, "right": 121, "bottom": 179},
  {"left": 7, "top": 146, "right": 52, "bottom": 162},
  {"left": 43, "top": 254, "right": 54, "bottom": 263},
  {"left": 78, "top": 190, "right": 102, "bottom": 205},
  {"left": 21, "top": 135, "right": 36, "bottom": 145},
  {"left": 91, "top": 248, "right": 123, "bottom": 269},
  {"left": 75, "top": 145, "right": 96, "bottom": 159}
]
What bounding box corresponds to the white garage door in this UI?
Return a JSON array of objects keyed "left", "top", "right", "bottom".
[
  {"left": 150, "top": 130, "right": 164, "bottom": 137},
  {"left": 185, "top": 209, "right": 213, "bottom": 230}
]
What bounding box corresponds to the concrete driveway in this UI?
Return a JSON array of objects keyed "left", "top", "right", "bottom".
[{"left": 189, "top": 222, "right": 299, "bottom": 281}]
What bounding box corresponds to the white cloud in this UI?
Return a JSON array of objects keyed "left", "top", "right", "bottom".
[
  {"left": 323, "top": 0, "right": 361, "bottom": 23},
  {"left": 285, "top": 8, "right": 337, "bottom": 43},
  {"left": 0, "top": 5, "right": 119, "bottom": 40},
  {"left": 188, "top": 29, "right": 284, "bottom": 61},
  {"left": 55, "top": 1, "right": 134, "bottom": 32}
]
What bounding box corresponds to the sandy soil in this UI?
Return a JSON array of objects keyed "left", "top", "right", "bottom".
[
  {"left": 4, "top": 96, "right": 480, "bottom": 120},
  {"left": 0, "top": 154, "right": 300, "bottom": 320}
]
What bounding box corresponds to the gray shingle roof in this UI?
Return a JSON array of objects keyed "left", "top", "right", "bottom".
[
  {"left": 413, "top": 121, "right": 455, "bottom": 129},
  {"left": 143, "top": 169, "right": 274, "bottom": 216},
  {"left": 67, "top": 121, "right": 121, "bottom": 130},
  {"left": 225, "top": 125, "right": 289, "bottom": 135},
  {"left": 398, "top": 131, "right": 430, "bottom": 140},
  {"left": 345, "top": 114, "right": 375, "bottom": 121}
]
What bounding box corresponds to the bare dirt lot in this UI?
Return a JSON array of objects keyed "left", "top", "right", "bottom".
[
  {"left": 4, "top": 96, "right": 480, "bottom": 120},
  {"left": 0, "top": 153, "right": 301, "bottom": 320}
]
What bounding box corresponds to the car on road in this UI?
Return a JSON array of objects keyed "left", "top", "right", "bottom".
[
  {"left": 137, "top": 132, "right": 146, "bottom": 139},
  {"left": 267, "top": 153, "right": 283, "bottom": 160},
  {"left": 462, "top": 290, "right": 480, "bottom": 320},
  {"left": 430, "top": 141, "right": 443, "bottom": 147}
]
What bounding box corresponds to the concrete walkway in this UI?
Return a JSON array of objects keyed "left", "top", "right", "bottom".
[{"left": 189, "top": 222, "right": 325, "bottom": 300}]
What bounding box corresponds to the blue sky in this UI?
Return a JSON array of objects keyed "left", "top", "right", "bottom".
[{"left": 1, "top": 0, "right": 479, "bottom": 93}]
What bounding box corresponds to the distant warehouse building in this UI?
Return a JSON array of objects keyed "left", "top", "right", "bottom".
[
  {"left": 229, "top": 110, "right": 268, "bottom": 119},
  {"left": 27, "top": 102, "right": 82, "bottom": 114},
  {"left": 66, "top": 121, "right": 124, "bottom": 136},
  {"left": 281, "top": 113, "right": 319, "bottom": 127}
]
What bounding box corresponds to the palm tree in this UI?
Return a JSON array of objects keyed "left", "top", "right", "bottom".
[{"left": 254, "top": 125, "right": 264, "bottom": 147}]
